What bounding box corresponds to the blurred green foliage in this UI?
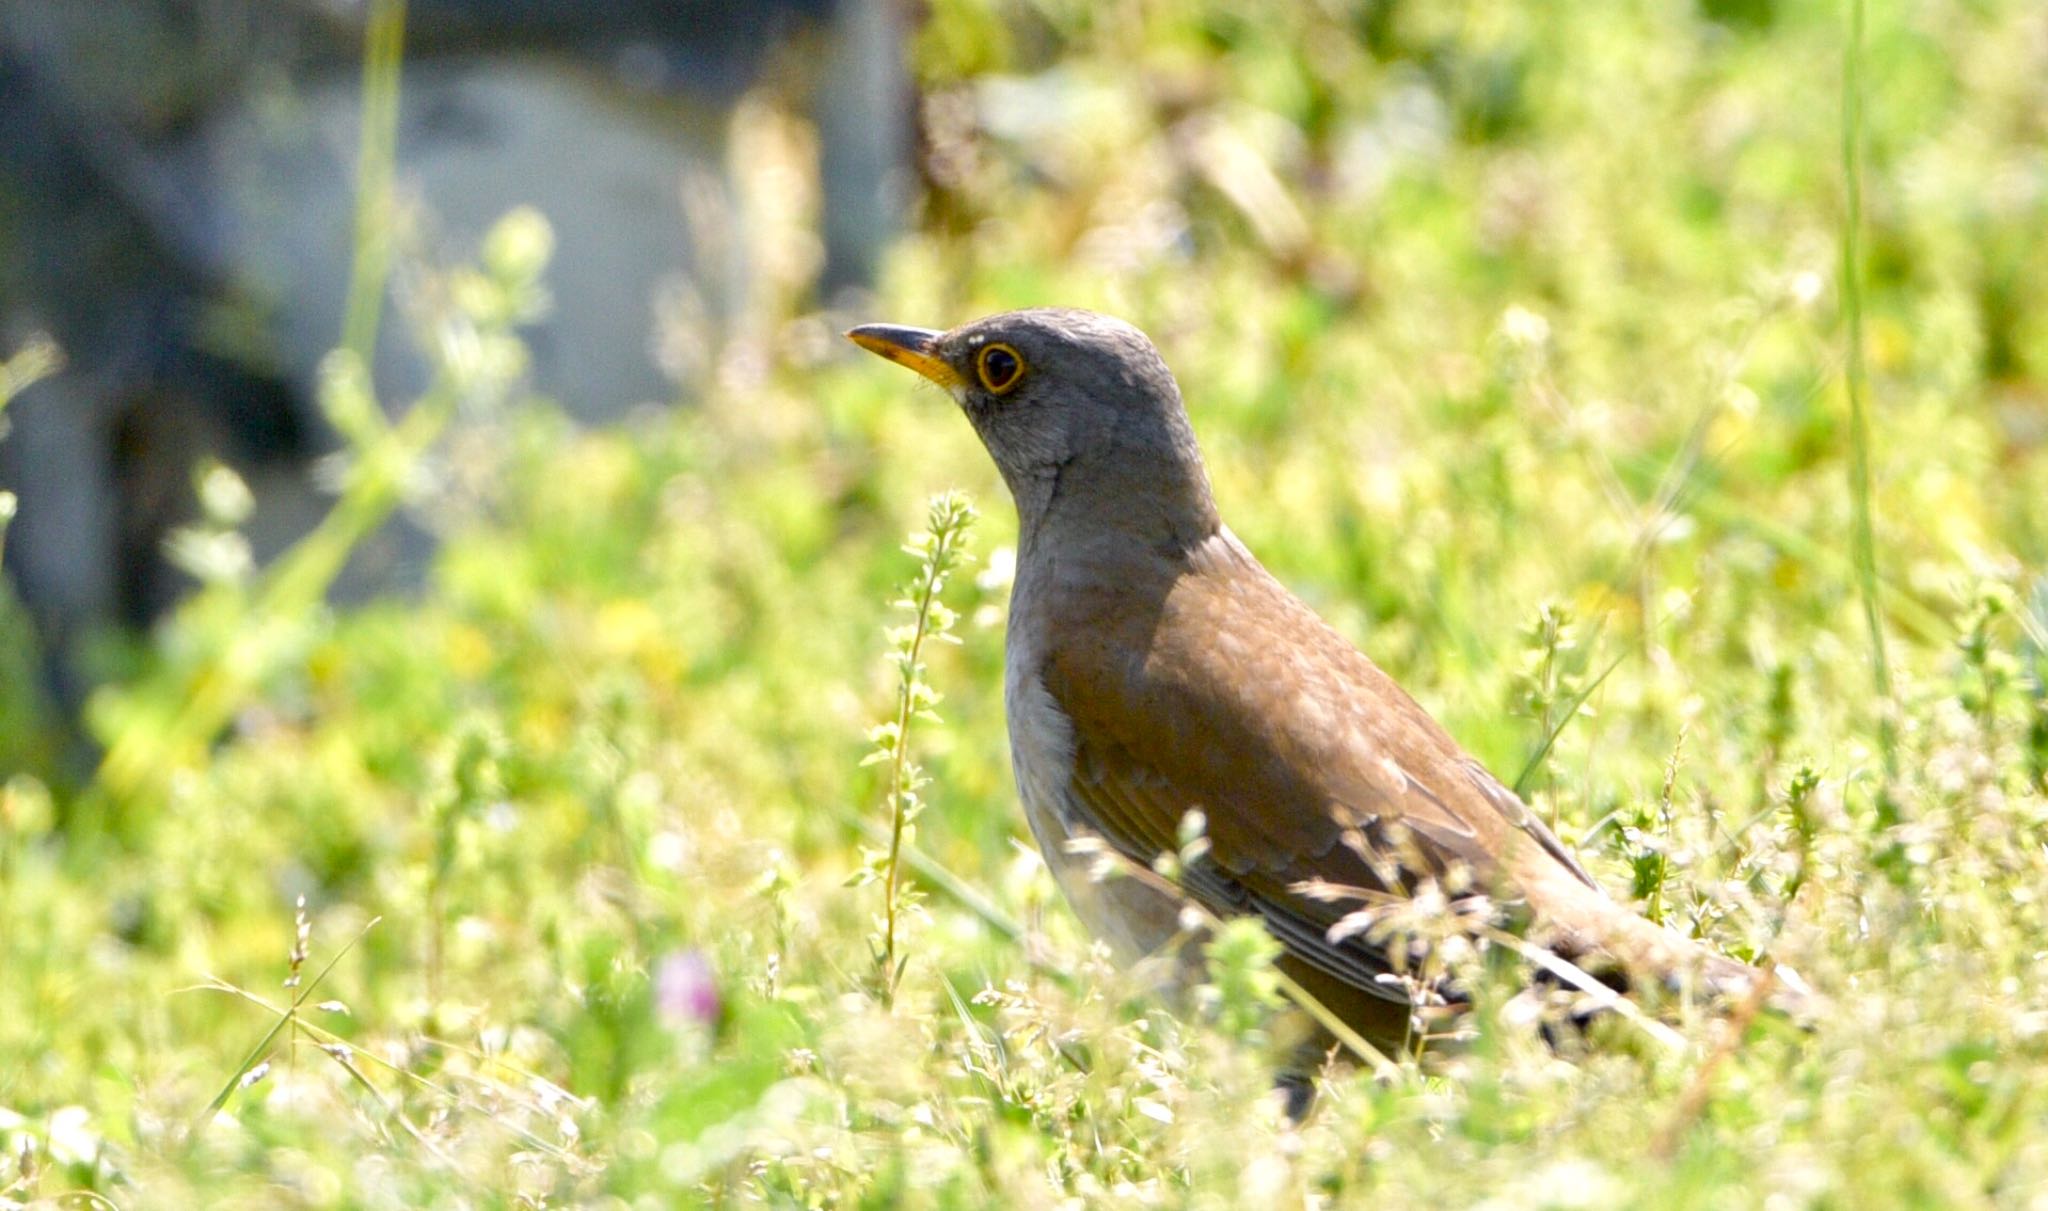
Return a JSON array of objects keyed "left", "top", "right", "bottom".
[{"left": 4, "top": 0, "right": 2048, "bottom": 1205}]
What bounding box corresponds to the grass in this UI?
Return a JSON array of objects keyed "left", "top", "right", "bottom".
[
  {"left": 3, "top": 0, "right": 2048, "bottom": 1205},
  {"left": 1839, "top": 0, "right": 1894, "bottom": 773}
]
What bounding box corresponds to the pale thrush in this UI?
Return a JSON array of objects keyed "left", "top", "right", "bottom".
[{"left": 848, "top": 307, "right": 1776, "bottom": 1050}]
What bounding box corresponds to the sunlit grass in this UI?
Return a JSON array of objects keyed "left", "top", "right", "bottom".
[{"left": 1, "top": 0, "right": 2046, "bottom": 1205}]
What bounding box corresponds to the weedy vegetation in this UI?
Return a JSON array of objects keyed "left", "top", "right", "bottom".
[{"left": 3, "top": 0, "right": 2048, "bottom": 1206}]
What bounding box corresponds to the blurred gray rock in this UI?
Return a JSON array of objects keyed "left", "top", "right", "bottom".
[{"left": 0, "top": 0, "right": 913, "bottom": 727}]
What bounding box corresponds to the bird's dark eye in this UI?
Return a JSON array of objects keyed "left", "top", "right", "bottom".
[{"left": 976, "top": 343, "right": 1026, "bottom": 395}]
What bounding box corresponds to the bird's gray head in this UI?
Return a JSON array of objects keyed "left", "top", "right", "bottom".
[{"left": 847, "top": 308, "right": 1219, "bottom": 547}]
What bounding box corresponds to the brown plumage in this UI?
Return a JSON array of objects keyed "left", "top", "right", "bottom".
[{"left": 848, "top": 308, "right": 1771, "bottom": 1053}]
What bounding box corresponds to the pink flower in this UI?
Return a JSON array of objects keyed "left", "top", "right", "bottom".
[{"left": 654, "top": 950, "right": 720, "bottom": 1029}]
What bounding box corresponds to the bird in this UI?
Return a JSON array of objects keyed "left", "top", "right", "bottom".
[{"left": 847, "top": 307, "right": 1784, "bottom": 1059}]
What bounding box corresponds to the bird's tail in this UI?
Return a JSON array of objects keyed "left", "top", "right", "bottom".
[{"left": 1527, "top": 869, "right": 1817, "bottom": 1022}]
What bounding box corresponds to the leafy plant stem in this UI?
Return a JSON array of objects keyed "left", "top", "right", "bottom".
[{"left": 873, "top": 493, "right": 976, "bottom": 1000}]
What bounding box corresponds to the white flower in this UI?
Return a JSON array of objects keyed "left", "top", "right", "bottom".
[{"left": 1501, "top": 304, "right": 1551, "bottom": 349}]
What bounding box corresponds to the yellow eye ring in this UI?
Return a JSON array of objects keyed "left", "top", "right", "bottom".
[{"left": 976, "top": 343, "right": 1026, "bottom": 395}]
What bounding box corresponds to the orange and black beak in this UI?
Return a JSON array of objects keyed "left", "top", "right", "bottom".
[{"left": 845, "top": 324, "right": 963, "bottom": 390}]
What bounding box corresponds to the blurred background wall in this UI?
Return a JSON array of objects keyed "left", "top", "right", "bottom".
[
  {"left": 4, "top": 0, "right": 2047, "bottom": 769},
  {"left": 0, "top": 0, "right": 911, "bottom": 718}
]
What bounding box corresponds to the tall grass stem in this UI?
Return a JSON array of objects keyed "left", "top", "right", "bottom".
[
  {"left": 341, "top": 0, "right": 407, "bottom": 373},
  {"left": 1841, "top": 0, "right": 1895, "bottom": 771}
]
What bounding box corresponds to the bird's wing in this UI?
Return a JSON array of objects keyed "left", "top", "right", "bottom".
[
  {"left": 1454, "top": 754, "right": 1599, "bottom": 890},
  {"left": 1042, "top": 534, "right": 1600, "bottom": 1004},
  {"left": 1057, "top": 718, "right": 1417, "bottom": 1002}
]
